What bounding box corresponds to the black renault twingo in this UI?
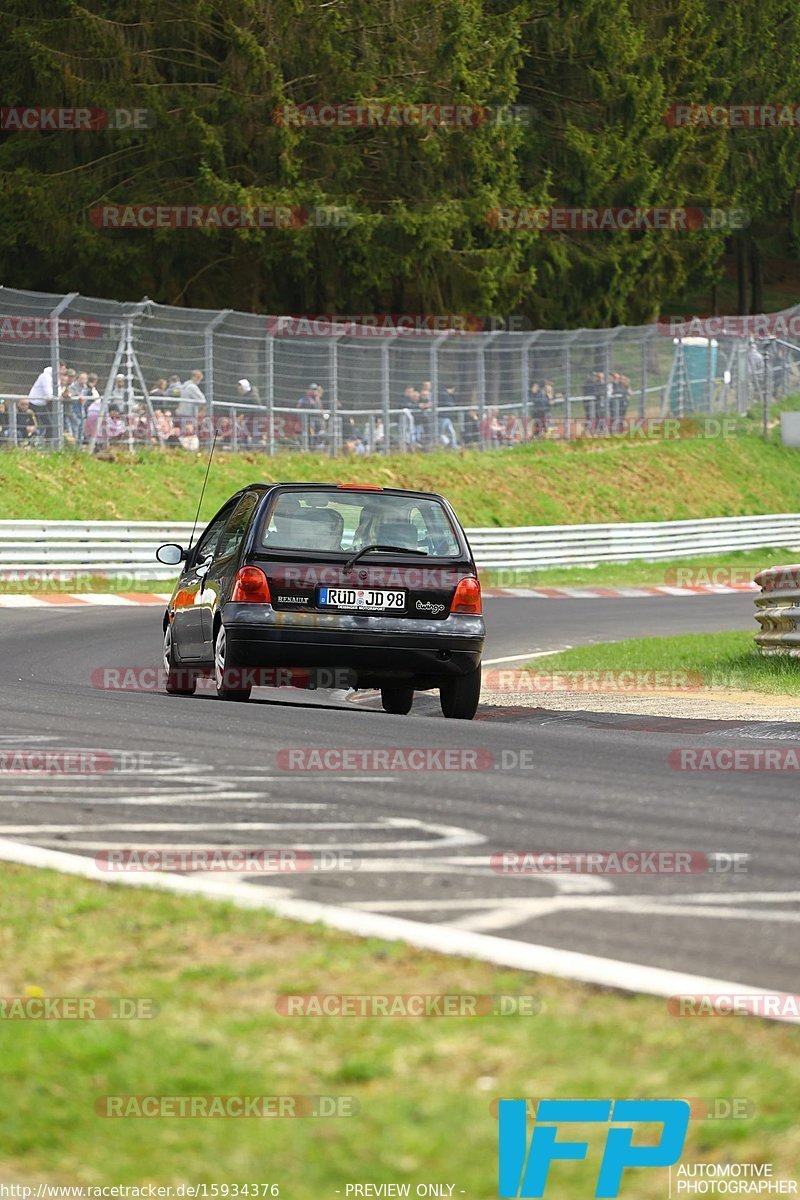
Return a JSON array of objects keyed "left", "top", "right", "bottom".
[{"left": 157, "top": 482, "right": 485, "bottom": 718}]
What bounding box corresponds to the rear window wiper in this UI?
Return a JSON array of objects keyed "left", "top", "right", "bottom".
[{"left": 344, "top": 543, "right": 428, "bottom": 572}]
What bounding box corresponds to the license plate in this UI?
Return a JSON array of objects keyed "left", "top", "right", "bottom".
[{"left": 318, "top": 587, "right": 406, "bottom": 612}]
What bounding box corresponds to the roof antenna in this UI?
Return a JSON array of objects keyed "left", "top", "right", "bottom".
[{"left": 188, "top": 431, "right": 219, "bottom": 551}]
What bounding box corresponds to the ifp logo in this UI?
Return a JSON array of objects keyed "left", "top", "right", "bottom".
[{"left": 498, "top": 1099, "right": 690, "bottom": 1197}]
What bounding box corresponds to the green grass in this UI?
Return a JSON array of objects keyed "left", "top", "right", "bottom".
[
  {"left": 0, "top": 865, "right": 797, "bottom": 1193},
  {"left": 526, "top": 631, "right": 800, "bottom": 696},
  {"left": 0, "top": 549, "right": 782, "bottom": 595},
  {"left": 482, "top": 548, "right": 790, "bottom": 589},
  {"left": 2, "top": 428, "right": 800, "bottom": 528}
]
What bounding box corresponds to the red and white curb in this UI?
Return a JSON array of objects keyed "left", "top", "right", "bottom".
[
  {"left": 482, "top": 583, "right": 759, "bottom": 599},
  {"left": 0, "top": 584, "right": 759, "bottom": 607},
  {"left": 0, "top": 592, "right": 171, "bottom": 607}
]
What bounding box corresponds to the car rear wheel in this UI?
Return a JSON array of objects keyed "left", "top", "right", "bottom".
[
  {"left": 163, "top": 623, "right": 196, "bottom": 696},
  {"left": 439, "top": 665, "right": 481, "bottom": 720},
  {"left": 214, "top": 625, "right": 251, "bottom": 702},
  {"left": 380, "top": 686, "right": 414, "bottom": 715}
]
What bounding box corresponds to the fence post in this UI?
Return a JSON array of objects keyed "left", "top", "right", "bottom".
[
  {"left": 430, "top": 331, "right": 449, "bottom": 447},
  {"left": 522, "top": 331, "right": 541, "bottom": 438},
  {"left": 563, "top": 331, "right": 578, "bottom": 439},
  {"left": 329, "top": 335, "right": 341, "bottom": 456},
  {"left": 640, "top": 329, "right": 649, "bottom": 418},
  {"left": 204, "top": 310, "right": 231, "bottom": 421},
  {"left": 477, "top": 335, "right": 487, "bottom": 446},
  {"left": 265, "top": 333, "right": 275, "bottom": 455},
  {"left": 381, "top": 338, "right": 392, "bottom": 454},
  {"left": 49, "top": 292, "right": 78, "bottom": 449}
]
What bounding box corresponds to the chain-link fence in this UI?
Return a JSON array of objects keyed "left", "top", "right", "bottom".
[{"left": 1, "top": 285, "right": 798, "bottom": 454}]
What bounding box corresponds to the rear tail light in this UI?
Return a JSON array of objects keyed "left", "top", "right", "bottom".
[
  {"left": 450, "top": 576, "right": 482, "bottom": 615},
  {"left": 232, "top": 566, "right": 271, "bottom": 603}
]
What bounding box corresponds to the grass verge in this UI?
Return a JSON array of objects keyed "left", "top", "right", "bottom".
[
  {"left": 1, "top": 431, "right": 800, "bottom": 526},
  {"left": 0, "top": 549, "right": 785, "bottom": 595},
  {"left": 0, "top": 864, "right": 797, "bottom": 1194},
  {"left": 525, "top": 631, "right": 800, "bottom": 696},
  {"left": 481, "top": 548, "right": 792, "bottom": 590}
]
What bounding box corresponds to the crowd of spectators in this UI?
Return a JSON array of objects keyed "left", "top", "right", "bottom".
[
  {"left": 0, "top": 364, "right": 264, "bottom": 452},
  {"left": 1, "top": 362, "right": 640, "bottom": 453}
]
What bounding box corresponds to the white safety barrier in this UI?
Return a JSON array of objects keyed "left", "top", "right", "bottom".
[{"left": 0, "top": 513, "right": 797, "bottom": 578}]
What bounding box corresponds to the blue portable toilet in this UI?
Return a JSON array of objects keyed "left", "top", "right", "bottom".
[{"left": 670, "top": 336, "right": 718, "bottom": 414}]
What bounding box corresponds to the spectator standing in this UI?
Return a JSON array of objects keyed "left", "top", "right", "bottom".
[
  {"left": 177, "top": 369, "right": 206, "bottom": 420},
  {"left": 415, "top": 381, "right": 433, "bottom": 446},
  {"left": 529, "top": 381, "right": 550, "bottom": 439},
  {"left": 66, "top": 370, "right": 91, "bottom": 444},
  {"left": 296, "top": 382, "right": 324, "bottom": 448},
  {"left": 27, "top": 363, "right": 57, "bottom": 442},
  {"left": 462, "top": 407, "right": 480, "bottom": 446},
  {"left": 437, "top": 383, "right": 459, "bottom": 447},
  {"left": 237, "top": 378, "right": 260, "bottom": 405}
]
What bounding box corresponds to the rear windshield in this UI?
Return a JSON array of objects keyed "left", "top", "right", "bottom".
[{"left": 258, "top": 489, "right": 461, "bottom": 556}]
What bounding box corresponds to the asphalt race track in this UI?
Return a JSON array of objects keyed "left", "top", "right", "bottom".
[{"left": 0, "top": 593, "right": 797, "bottom": 995}]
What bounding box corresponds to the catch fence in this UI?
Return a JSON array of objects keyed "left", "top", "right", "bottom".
[{"left": 1, "top": 287, "right": 798, "bottom": 454}]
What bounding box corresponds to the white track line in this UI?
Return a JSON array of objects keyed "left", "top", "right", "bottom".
[
  {"left": 483, "top": 648, "right": 571, "bottom": 665},
  {"left": 0, "top": 837, "right": 795, "bottom": 1024}
]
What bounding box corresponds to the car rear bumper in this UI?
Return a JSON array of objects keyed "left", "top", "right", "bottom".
[{"left": 221, "top": 603, "right": 484, "bottom": 685}]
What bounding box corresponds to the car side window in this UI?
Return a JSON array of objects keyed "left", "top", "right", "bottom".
[
  {"left": 215, "top": 492, "right": 260, "bottom": 562},
  {"left": 193, "top": 502, "right": 237, "bottom": 564}
]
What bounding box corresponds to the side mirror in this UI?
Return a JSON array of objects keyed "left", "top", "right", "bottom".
[{"left": 156, "top": 543, "right": 186, "bottom": 566}]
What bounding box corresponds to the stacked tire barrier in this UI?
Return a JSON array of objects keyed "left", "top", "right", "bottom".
[{"left": 754, "top": 564, "right": 800, "bottom": 656}]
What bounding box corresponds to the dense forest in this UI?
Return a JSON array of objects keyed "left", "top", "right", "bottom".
[{"left": 2, "top": 0, "right": 800, "bottom": 326}]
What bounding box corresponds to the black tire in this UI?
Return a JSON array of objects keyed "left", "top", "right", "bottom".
[
  {"left": 214, "top": 625, "right": 251, "bottom": 702},
  {"left": 380, "top": 686, "right": 414, "bottom": 715},
  {"left": 163, "top": 623, "right": 196, "bottom": 696},
  {"left": 439, "top": 664, "right": 481, "bottom": 720}
]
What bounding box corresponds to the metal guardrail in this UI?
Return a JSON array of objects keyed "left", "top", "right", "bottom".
[
  {"left": 0, "top": 514, "right": 799, "bottom": 579},
  {"left": 754, "top": 564, "right": 800, "bottom": 656},
  {"left": 468, "top": 514, "right": 800, "bottom": 569}
]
